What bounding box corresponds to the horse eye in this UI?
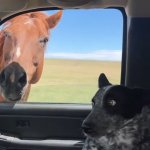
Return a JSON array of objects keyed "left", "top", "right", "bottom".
[
  {"left": 43, "top": 37, "right": 49, "bottom": 43},
  {"left": 108, "top": 99, "right": 116, "bottom": 106},
  {"left": 39, "top": 37, "right": 49, "bottom": 47}
]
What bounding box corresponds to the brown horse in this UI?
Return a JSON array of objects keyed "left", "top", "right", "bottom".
[{"left": 0, "top": 11, "right": 62, "bottom": 102}]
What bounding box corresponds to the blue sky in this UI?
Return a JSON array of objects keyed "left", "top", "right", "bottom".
[{"left": 46, "top": 9, "right": 123, "bottom": 61}]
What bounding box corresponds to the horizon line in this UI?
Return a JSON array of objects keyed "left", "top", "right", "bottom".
[{"left": 45, "top": 50, "right": 122, "bottom": 61}]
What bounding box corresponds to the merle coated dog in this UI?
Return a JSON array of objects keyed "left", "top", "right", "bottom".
[{"left": 82, "top": 73, "right": 150, "bottom": 150}]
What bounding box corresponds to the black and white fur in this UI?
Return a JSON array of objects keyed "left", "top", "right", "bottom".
[{"left": 82, "top": 73, "right": 150, "bottom": 150}]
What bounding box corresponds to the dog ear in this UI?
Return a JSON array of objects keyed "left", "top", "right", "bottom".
[{"left": 98, "top": 73, "right": 111, "bottom": 88}]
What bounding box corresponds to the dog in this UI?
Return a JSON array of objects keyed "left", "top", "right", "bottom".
[{"left": 82, "top": 73, "right": 150, "bottom": 150}]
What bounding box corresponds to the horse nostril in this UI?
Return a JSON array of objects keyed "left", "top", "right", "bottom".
[
  {"left": 0, "top": 70, "right": 6, "bottom": 86},
  {"left": 18, "top": 72, "right": 27, "bottom": 87}
]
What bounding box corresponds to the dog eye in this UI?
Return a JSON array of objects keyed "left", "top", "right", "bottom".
[{"left": 108, "top": 99, "right": 116, "bottom": 106}]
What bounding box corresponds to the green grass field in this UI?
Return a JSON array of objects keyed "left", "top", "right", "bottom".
[{"left": 28, "top": 59, "right": 121, "bottom": 103}]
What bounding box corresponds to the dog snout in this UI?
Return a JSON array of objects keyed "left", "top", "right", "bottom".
[{"left": 82, "top": 121, "right": 95, "bottom": 134}]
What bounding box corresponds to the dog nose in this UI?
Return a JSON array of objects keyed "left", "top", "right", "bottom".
[{"left": 82, "top": 122, "right": 94, "bottom": 134}]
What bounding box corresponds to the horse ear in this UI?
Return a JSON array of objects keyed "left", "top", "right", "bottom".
[
  {"left": 46, "top": 10, "right": 62, "bottom": 29},
  {"left": 98, "top": 73, "right": 111, "bottom": 88}
]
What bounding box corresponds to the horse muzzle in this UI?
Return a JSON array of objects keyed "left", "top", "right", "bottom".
[{"left": 0, "top": 62, "right": 27, "bottom": 102}]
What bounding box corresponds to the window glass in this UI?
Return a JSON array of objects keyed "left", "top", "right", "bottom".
[
  {"left": 0, "top": 9, "right": 123, "bottom": 103},
  {"left": 29, "top": 9, "right": 123, "bottom": 103}
]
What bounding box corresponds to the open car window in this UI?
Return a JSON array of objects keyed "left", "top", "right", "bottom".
[{"left": 0, "top": 9, "right": 123, "bottom": 103}]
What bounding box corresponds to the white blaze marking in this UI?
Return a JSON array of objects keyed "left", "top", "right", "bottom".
[{"left": 16, "top": 47, "right": 21, "bottom": 58}]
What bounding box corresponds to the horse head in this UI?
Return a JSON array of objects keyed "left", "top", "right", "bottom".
[{"left": 0, "top": 11, "right": 62, "bottom": 102}]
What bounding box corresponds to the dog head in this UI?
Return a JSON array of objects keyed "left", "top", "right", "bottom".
[{"left": 82, "top": 73, "right": 143, "bottom": 138}]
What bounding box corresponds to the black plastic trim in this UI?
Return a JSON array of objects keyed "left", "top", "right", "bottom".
[
  {"left": 0, "top": 103, "right": 91, "bottom": 140},
  {"left": 125, "top": 18, "right": 150, "bottom": 88},
  {"left": 0, "top": 103, "right": 91, "bottom": 117},
  {"left": 120, "top": 8, "right": 127, "bottom": 85},
  {"left": 0, "top": 136, "right": 83, "bottom": 150}
]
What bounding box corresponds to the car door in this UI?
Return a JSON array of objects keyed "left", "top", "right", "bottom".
[{"left": 0, "top": 1, "right": 125, "bottom": 150}]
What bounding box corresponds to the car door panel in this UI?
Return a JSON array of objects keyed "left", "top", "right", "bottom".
[{"left": 0, "top": 103, "right": 91, "bottom": 150}]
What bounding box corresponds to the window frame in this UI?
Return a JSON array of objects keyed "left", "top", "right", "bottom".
[{"left": 0, "top": 7, "right": 127, "bottom": 102}]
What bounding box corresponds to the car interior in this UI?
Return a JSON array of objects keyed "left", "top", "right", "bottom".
[{"left": 0, "top": 0, "right": 150, "bottom": 149}]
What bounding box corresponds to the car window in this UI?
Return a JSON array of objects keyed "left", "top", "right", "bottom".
[{"left": 0, "top": 9, "right": 123, "bottom": 103}]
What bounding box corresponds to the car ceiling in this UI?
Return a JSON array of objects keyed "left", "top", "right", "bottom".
[{"left": 0, "top": 0, "right": 150, "bottom": 22}]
